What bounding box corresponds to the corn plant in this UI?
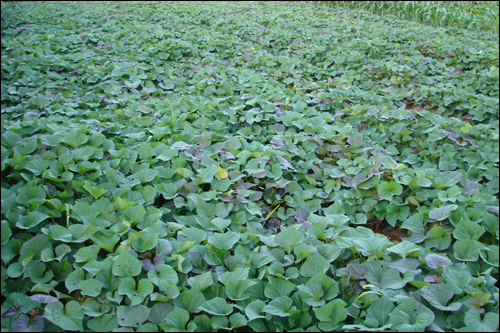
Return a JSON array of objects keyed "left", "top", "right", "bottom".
[{"left": 309, "top": 1, "right": 499, "bottom": 34}]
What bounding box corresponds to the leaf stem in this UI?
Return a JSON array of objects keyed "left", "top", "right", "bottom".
[
  {"left": 65, "top": 204, "right": 70, "bottom": 227},
  {"left": 265, "top": 205, "right": 280, "bottom": 221}
]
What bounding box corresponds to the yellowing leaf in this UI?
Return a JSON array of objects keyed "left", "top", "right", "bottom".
[
  {"left": 216, "top": 165, "right": 228, "bottom": 180},
  {"left": 396, "top": 163, "right": 407, "bottom": 170},
  {"left": 387, "top": 162, "right": 396, "bottom": 170}
]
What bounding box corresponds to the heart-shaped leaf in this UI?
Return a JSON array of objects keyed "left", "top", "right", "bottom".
[
  {"left": 11, "top": 315, "right": 45, "bottom": 332},
  {"left": 44, "top": 301, "right": 84, "bottom": 331},
  {"left": 116, "top": 305, "right": 150, "bottom": 327},
  {"left": 389, "top": 297, "right": 435, "bottom": 332},
  {"left": 425, "top": 254, "right": 452, "bottom": 269},
  {"left": 377, "top": 181, "right": 403, "bottom": 201},
  {"left": 420, "top": 284, "right": 462, "bottom": 311},
  {"left": 118, "top": 277, "right": 154, "bottom": 306},
  {"left": 112, "top": 251, "right": 142, "bottom": 277},
  {"left": 453, "top": 239, "right": 490, "bottom": 262},
  {"left": 199, "top": 297, "right": 233, "bottom": 316},
  {"left": 428, "top": 204, "right": 458, "bottom": 221},
  {"left": 464, "top": 309, "right": 499, "bottom": 332}
]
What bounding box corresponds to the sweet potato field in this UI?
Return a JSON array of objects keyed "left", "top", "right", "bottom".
[{"left": 1, "top": 1, "right": 499, "bottom": 332}]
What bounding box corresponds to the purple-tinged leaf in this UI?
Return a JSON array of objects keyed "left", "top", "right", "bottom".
[
  {"left": 220, "top": 195, "right": 233, "bottom": 203},
  {"left": 253, "top": 170, "right": 267, "bottom": 178},
  {"left": 424, "top": 274, "right": 439, "bottom": 283},
  {"left": 313, "top": 135, "right": 324, "bottom": 146},
  {"left": 347, "top": 264, "right": 369, "bottom": 279},
  {"left": 29, "top": 294, "right": 58, "bottom": 304},
  {"left": 409, "top": 227, "right": 426, "bottom": 244},
  {"left": 429, "top": 204, "right": 458, "bottom": 221},
  {"left": 367, "top": 111, "right": 382, "bottom": 120},
  {"left": 256, "top": 157, "right": 270, "bottom": 164},
  {"left": 277, "top": 156, "right": 295, "bottom": 171},
  {"left": 276, "top": 179, "right": 290, "bottom": 188},
  {"left": 333, "top": 153, "right": 344, "bottom": 159},
  {"left": 440, "top": 171, "right": 463, "bottom": 182},
  {"left": 273, "top": 123, "right": 286, "bottom": 133},
  {"left": 347, "top": 133, "right": 364, "bottom": 146},
  {"left": 352, "top": 173, "right": 367, "bottom": 188},
  {"left": 342, "top": 175, "right": 353, "bottom": 188},
  {"left": 388, "top": 258, "right": 422, "bottom": 276},
  {"left": 461, "top": 178, "right": 479, "bottom": 195},
  {"left": 179, "top": 182, "right": 198, "bottom": 198},
  {"left": 442, "top": 130, "right": 459, "bottom": 140},
  {"left": 170, "top": 141, "right": 193, "bottom": 151},
  {"left": 380, "top": 149, "right": 392, "bottom": 155},
  {"left": 265, "top": 183, "right": 276, "bottom": 189},
  {"left": 236, "top": 195, "right": 249, "bottom": 203},
  {"left": 318, "top": 163, "right": 332, "bottom": 169},
  {"left": 369, "top": 167, "right": 384, "bottom": 176},
  {"left": 157, "top": 239, "right": 172, "bottom": 256},
  {"left": 244, "top": 182, "right": 256, "bottom": 189},
  {"left": 462, "top": 298, "right": 485, "bottom": 313},
  {"left": 247, "top": 108, "right": 263, "bottom": 114},
  {"left": 240, "top": 93, "right": 253, "bottom": 100},
  {"left": 239, "top": 182, "right": 256, "bottom": 190},
  {"left": 142, "top": 259, "right": 155, "bottom": 272},
  {"left": 270, "top": 137, "right": 285, "bottom": 149},
  {"left": 220, "top": 150, "right": 234, "bottom": 160},
  {"left": 215, "top": 266, "right": 227, "bottom": 275},
  {"left": 235, "top": 183, "right": 246, "bottom": 190},
  {"left": 317, "top": 192, "right": 328, "bottom": 199},
  {"left": 11, "top": 315, "right": 45, "bottom": 332},
  {"left": 326, "top": 145, "right": 342, "bottom": 153},
  {"left": 184, "top": 149, "right": 205, "bottom": 160},
  {"left": 294, "top": 208, "right": 310, "bottom": 224},
  {"left": 152, "top": 256, "right": 165, "bottom": 271},
  {"left": 2, "top": 304, "right": 22, "bottom": 318},
  {"left": 298, "top": 221, "right": 313, "bottom": 231},
  {"left": 488, "top": 206, "right": 499, "bottom": 214},
  {"left": 425, "top": 254, "right": 452, "bottom": 269},
  {"left": 275, "top": 107, "right": 286, "bottom": 116}
]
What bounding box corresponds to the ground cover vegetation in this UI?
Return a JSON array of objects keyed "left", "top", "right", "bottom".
[{"left": 1, "top": 1, "right": 499, "bottom": 332}]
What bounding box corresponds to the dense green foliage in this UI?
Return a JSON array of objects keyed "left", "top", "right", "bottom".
[{"left": 1, "top": 1, "right": 499, "bottom": 332}]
